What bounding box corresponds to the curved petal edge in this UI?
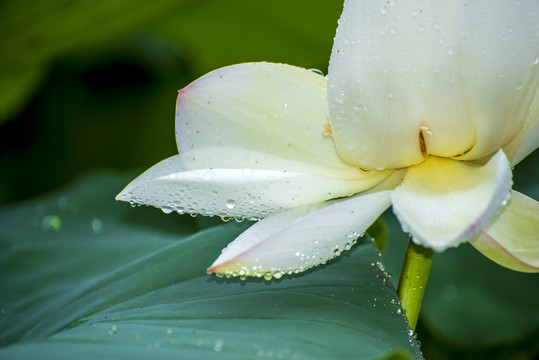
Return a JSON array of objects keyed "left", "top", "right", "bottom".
[
  {"left": 208, "top": 190, "right": 393, "bottom": 279},
  {"left": 115, "top": 154, "right": 390, "bottom": 220},
  {"left": 392, "top": 150, "right": 513, "bottom": 252},
  {"left": 469, "top": 190, "right": 539, "bottom": 273}
]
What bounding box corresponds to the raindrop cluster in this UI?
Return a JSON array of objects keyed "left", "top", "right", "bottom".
[{"left": 213, "top": 231, "right": 367, "bottom": 281}]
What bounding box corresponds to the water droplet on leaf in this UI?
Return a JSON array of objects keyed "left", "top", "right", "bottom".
[{"left": 41, "top": 215, "right": 62, "bottom": 232}]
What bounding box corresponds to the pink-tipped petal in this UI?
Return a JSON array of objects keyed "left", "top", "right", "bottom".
[
  {"left": 208, "top": 191, "right": 392, "bottom": 278},
  {"left": 176, "top": 62, "right": 354, "bottom": 172},
  {"left": 469, "top": 191, "right": 539, "bottom": 273}
]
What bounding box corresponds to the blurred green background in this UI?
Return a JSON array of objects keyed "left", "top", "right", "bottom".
[
  {"left": 0, "top": 0, "right": 341, "bottom": 203},
  {"left": 1, "top": 1, "right": 537, "bottom": 359}
]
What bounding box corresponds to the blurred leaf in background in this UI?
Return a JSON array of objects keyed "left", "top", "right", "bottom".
[{"left": 0, "top": 0, "right": 343, "bottom": 203}]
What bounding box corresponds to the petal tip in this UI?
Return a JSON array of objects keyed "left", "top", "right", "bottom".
[{"left": 115, "top": 191, "right": 128, "bottom": 202}]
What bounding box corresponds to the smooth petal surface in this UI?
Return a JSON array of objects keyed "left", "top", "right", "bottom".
[
  {"left": 469, "top": 191, "right": 539, "bottom": 273},
  {"left": 392, "top": 150, "right": 512, "bottom": 252},
  {"left": 176, "top": 62, "right": 355, "bottom": 172},
  {"left": 455, "top": 1, "right": 539, "bottom": 161},
  {"left": 116, "top": 154, "right": 391, "bottom": 220},
  {"left": 328, "top": 0, "right": 473, "bottom": 169},
  {"left": 208, "top": 191, "right": 392, "bottom": 278},
  {"left": 328, "top": 0, "right": 538, "bottom": 169},
  {"left": 503, "top": 87, "right": 539, "bottom": 166}
]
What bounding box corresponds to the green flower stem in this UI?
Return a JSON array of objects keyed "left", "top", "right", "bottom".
[{"left": 397, "top": 240, "right": 434, "bottom": 331}]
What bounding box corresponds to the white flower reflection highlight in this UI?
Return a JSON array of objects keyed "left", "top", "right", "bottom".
[{"left": 117, "top": 0, "right": 539, "bottom": 278}]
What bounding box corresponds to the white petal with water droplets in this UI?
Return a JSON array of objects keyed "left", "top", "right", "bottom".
[
  {"left": 469, "top": 191, "right": 539, "bottom": 273},
  {"left": 208, "top": 191, "right": 392, "bottom": 278},
  {"left": 456, "top": 0, "right": 539, "bottom": 160},
  {"left": 179, "top": 147, "right": 383, "bottom": 180},
  {"left": 176, "top": 62, "right": 352, "bottom": 170},
  {"left": 328, "top": 0, "right": 431, "bottom": 169},
  {"left": 116, "top": 154, "right": 392, "bottom": 219},
  {"left": 328, "top": 1, "right": 538, "bottom": 168},
  {"left": 392, "top": 150, "right": 512, "bottom": 252}
]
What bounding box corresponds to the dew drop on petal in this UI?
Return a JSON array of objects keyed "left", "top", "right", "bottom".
[
  {"left": 225, "top": 200, "right": 236, "bottom": 209},
  {"left": 161, "top": 206, "right": 174, "bottom": 214}
]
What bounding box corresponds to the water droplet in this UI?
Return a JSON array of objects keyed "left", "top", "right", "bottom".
[
  {"left": 263, "top": 273, "right": 273, "bottom": 281},
  {"left": 247, "top": 195, "right": 257, "bottom": 204},
  {"left": 165, "top": 328, "right": 173, "bottom": 336},
  {"left": 380, "top": 6, "right": 388, "bottom": 14},
  {"left": 41, "top": 215, "right": 62, "bottom": 232},
  {"left": 272, "top": 271, "right": 283, "bottom": 280},
  {"left": 515, "top": 82, "right": 523, "bottom": 90},
  {"left": 89, "top": 218, "right": 104, "bottom": 234},
  {"left": 282, "top": 102, "right": 288, "bottom": 109},
  {"left": 226, "top": 200, "right": 236, "bottom": 209},
  {"left": 335, "top": 92, "right": 345, "bottom": 104},
  {"left": 388, "top": 91, "right": 394, "bottom": 98},
  {"left": 109, "top": 325, "right": 118, "bottom": 335},
  {"left": 57, "top": 196, "right": 69, "bottom": 210},
  {"left": 532, "top": 56, "right": 539, "bottom": 66},
  {"left": 213, "top": 340, "right": 224, "bottom": 352},
  {"left": 161, "top": 206, "right": 174, "bottom": 214}
]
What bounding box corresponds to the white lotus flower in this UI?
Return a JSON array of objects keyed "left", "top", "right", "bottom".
[{"left": 117, "top": 0, "right": 539, "bottom": 278}]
